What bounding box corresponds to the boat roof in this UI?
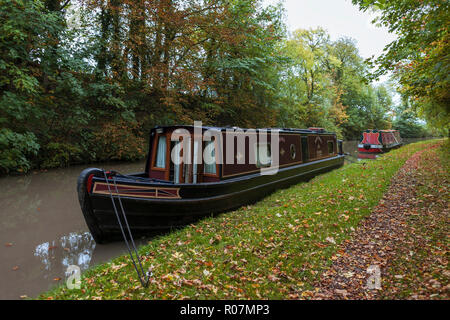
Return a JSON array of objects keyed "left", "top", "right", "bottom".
[
  {"left": 364, "top": 129, "right": 399, "bottom": 133},
  {"left": 152, "top": 125, "right": 336, "bottom": 135}
]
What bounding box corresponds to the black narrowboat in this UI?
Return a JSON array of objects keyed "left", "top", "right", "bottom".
[{"left": 78, "top": 125, "right": 345, "bottom": 243}]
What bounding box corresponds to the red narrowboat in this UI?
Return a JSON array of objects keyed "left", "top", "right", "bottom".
[{"left": 358, "top": 129, "right": 402, "bottom": 159}]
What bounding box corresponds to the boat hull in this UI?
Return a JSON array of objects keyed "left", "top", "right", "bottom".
[
  {"left": 78, "top": 155, "right": 345, "bottom": 243},
  {"left": 357, "top": 143, "right": 403, "bottom": 156}
]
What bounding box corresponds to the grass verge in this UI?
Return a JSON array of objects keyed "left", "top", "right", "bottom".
[{"left": 38, "top": 140, "right": 442, "bottom": 300}]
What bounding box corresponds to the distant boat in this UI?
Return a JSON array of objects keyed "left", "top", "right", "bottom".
[
  {"left": 78, "top": 126, "right": 346, "bottom": 243},
  {"left": 358, "top": 129, "right": 402, "bottom": 159}
]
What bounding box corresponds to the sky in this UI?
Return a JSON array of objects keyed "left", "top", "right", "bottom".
[{"left": 263, "top": 0, "right": 397, "bottom": 60}]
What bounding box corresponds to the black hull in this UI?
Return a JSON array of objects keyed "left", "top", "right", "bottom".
[{"left": 78, "top": 155, "right": 345, "bottom": 243}]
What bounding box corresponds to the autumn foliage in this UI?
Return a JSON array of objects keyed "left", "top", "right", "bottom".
[{"left": 0, "top": 0, "right": 441, "bottom": 173}]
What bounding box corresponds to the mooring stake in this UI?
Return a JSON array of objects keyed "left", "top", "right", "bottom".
[{"left": 102, "top": 170, "right": 150, "bottom": 288}]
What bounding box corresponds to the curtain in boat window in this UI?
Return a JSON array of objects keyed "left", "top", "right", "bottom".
[
  {"left": 155, "top": 136, "right": 166, "bottom": 168},
  {"left": 204, "top": 141, "right": 216, "bottom": 174}
]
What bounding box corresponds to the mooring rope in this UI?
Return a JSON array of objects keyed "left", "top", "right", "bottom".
[{"left": 102, "top": 170, "right": 150, "bottom": 288}]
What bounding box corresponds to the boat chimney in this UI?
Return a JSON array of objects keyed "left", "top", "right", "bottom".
[{"left": 308, "top": 127, "right": 325, "bottom": 133}]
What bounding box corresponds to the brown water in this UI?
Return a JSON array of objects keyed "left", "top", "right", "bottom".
[
  {"left": 342, "top": 140, "right": 360, "bottom": 164},
  {"left": 0, "top": 161, "right": 146, "bottom": 299},
  {"left": 0, "top": 138, "right": 432, "bottom": 299}
]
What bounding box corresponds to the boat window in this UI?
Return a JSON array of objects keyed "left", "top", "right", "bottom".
[
  {"left": 328, "top": 141, "right": 334, "bottom": 155},
  {"left": 290, "top": 144, "right": 296, "bottom": 159},
  {"left": 255, "top": 143, "right": 271, "bottom": 168},
  {"left": 154, "top": 135, "right": 166, "bottom": 168},
  {"left": 204, "top": 140, "right": 216, "bottom": 174}
]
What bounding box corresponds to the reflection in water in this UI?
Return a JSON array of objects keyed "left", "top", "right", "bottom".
[
  {"left": 342, "top": 140, "right": 361, "bottom": 164},
  {"left": 34, "top": 232, "right": 96, "bottom": 275},
  {"left": 357, "top": 153, "right": 379, "bottom": 160}
]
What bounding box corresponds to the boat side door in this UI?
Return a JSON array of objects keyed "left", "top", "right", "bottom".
[{"left": 301, "top": 136, "right": 309, "bottom": 162}]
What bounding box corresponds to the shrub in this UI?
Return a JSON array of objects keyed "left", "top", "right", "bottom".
[{"left": 0, "top": 128, "right": 39, "bottom": 173}]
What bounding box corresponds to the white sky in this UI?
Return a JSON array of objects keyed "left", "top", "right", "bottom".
[{"left": 264, "top": 0, "right": 397, "bottom": 60}]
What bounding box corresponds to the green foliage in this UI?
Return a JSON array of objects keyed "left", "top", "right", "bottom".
[
  {"left": 0, "top": 129, "right": 39, "bottom": 173},
  {"left": 0, "top": 0, "right": 440, "bottom": 174},
  {"left": 39, "top": 142, "right": 82, "bottom": 169},
  {"left": 277, "top": 28, "right": 394, "bottom": 139},
  {"left": 393, "top": 101, "right": 432, "bottom": 138},
  {"left": 91, "top": 121, "right": 146, "bottom": 162},
  {"left": 352, "top": 0, "right": 450, "bottom": 132}
]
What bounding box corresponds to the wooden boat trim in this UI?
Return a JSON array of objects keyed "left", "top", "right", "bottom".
[{"left": 92, "top": 182, "right": 181, "bottom": 199}]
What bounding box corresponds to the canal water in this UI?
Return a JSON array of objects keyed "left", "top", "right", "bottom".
[
  {"left": 342, "top": 138, "right": 431, "bottom": 164},
  {"left": 0, "top": 161, "right": 146, "bottom": 299},
  {"left": 0, "top": 138, "right": 432, "bottom": 299}
]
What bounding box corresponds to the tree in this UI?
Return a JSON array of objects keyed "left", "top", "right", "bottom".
[
  {"left": 0, "top": 0, "right": 63, "bottom": 172},
  {"left": 393, "top": 99, "right": 430, "bottom": 138},
  {"left": 352, "top": 0, "right": 449, "bottom": 133}
]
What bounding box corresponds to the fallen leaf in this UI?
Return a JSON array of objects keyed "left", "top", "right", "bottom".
[
  {"left": 203, "top": 269, "right": 211, "bottom": 277},
  {"left": 335, "top": 289, "right": 348, "bottom": 296}
]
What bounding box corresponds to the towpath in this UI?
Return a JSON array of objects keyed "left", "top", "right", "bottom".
[{"left": 311, "top": 142, "right": 449, "bottom": 299}]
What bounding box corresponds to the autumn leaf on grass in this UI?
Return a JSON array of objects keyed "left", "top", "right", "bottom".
[
  {"left": 171, "top": 252, "right": 183, "bottom": 260},
  {"left": 267, "top": 274, "right": 279, "bottom": 282},
  {"left": 209, "top": 235, "right": 222, "bottom": 245},
  {"left": 5, "top": 243, "right": 13, "bottom": 247},
  {"left": 203, "top": 269, "right": 211, "bottom": 277},
  {"left": 111, "top": 263, "right": 127, "bottom": 271}
]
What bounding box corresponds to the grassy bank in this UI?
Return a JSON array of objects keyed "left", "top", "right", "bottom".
[{"left": 39, "top": 140, "right": 442, "bottom": 300}]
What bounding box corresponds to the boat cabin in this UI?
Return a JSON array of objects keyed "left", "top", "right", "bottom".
[
  {"left": 358, "top": 129, "right": 402, "bottom": 153},
  {"left": 145, "top": 126, "right": 341, "bottom": 184}
]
